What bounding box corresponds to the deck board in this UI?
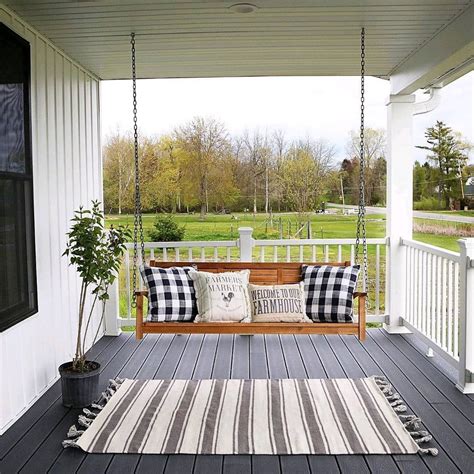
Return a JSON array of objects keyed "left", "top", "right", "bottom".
[{"left": 1, "top": 329, "right": 472, "bottom": 474}]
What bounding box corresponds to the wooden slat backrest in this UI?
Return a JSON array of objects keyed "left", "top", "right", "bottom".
[{"left": 149, "top": 261, "right": 351, "bottom": 285}]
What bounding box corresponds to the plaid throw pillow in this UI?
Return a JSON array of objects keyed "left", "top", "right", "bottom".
[
  {"left": 302, "top": 265, "right": 360, "bottom": 323},
  {"left": 140, "top": 266, "right": 197, "bottom": 322}
]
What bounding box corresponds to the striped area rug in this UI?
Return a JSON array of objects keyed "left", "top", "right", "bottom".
[{"left": 66, "top": 377, "right": 436, "bottom": 455}]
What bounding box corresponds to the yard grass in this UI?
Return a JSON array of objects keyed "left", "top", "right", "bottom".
[{"left": 106, "top": 211, "right": 463, "bottom": 251}]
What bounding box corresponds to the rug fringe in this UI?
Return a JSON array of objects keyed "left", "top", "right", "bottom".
[
  {"left": 62, "top": 378, "right": 124, "bottom": 449},
  {"left": 373, "top": 376, "right": 438, "bottom": 456}
]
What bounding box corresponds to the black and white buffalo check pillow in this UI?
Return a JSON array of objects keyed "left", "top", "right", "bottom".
[
  {"left": 302, "top": 265, "right": 360, "bottom": 322},
  {"left": 140, "top": 266, "right": 197, "bottom": 322}
]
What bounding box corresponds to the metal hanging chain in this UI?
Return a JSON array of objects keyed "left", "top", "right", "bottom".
[
  {"left": 131, "top": 32, "right": 146, "bottom": 308},
  {"left": 355, "top": 27, "right": 369, "bottom": 293}
]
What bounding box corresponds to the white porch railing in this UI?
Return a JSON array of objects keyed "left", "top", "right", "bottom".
[
  {"left": 401, "top": 238, "right": 461, "bottom": 365},
  {"left": 105, "top": 229, "right": 473, "bottom": 393},
  {"left": 401, "top": 238, "right": 474, "bottom": 393},
  {"left": 116, "top": 228, "right": 387, "bottom": 326}
]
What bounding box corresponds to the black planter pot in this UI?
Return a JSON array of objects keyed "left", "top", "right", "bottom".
[{"left": 58, "top": 361, "right": 101, "bottom": 408}]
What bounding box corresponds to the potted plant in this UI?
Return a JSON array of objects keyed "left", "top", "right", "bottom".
[{"left": 59, "top": 201, "right": 130, "bottom": 407}]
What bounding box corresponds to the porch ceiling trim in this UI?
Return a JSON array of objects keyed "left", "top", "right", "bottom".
[
  {"left": 390, "top": 3, "right": 474, "bottom": 94},
  {"left": 3, "top": 1, "right": 472, "bottom": 83}
]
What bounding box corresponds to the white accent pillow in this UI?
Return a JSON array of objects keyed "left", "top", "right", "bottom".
[
  {"left": 189, "top": 270, "right": 252, "bottom": 322},
  {"left": 249, "top": 283, "right": 312, "bottom": 323}
]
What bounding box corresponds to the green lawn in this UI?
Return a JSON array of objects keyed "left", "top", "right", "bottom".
[
  {"left": 106, "top": 212, "right": 387, "bottom": 241},
  {"left": 106, "top": 211, "right": 462, "bottom": 251}
]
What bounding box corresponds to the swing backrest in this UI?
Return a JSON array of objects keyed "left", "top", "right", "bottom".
[{"left": 149, "top": 261, "right": 352, "bottom": 285}]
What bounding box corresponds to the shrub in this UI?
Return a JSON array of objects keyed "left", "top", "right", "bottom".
[
  {"left": 413, "top": 197, "right": 444, "bottom": 211},
  {"left": 149, "top": 214, "right": 185, "bottom": 242}
]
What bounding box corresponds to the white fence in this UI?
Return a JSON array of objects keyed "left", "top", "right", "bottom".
[
  {"left": 401, "top": 239, "right": 461, "bottom": 365},
  {"left": 116, "top": 227, "right": 387, "bottom": 326},
  {"left": 401, "top": 238, "right": 474, "bottom": 394}
]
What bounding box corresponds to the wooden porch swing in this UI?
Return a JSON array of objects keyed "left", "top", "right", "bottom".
[{"left": 131, "top": 30, "right": 369, "bottom": 341}]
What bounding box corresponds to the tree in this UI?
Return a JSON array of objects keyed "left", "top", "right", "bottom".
[
  {"left": 102, "top": 131, "right": 134, "bottom": 213},
  {"left": 344, "top": 128, "right": 387, "bottom": 205},
  {"left": 416, "top": 121, "right": 470, "bottom": 208},
  {"left": 279, "top": 139, "right": 334, "bottom": 217},
  {"left": 271, "top": 130, "right": 287, "bottom": 212},
  {"left": 175, "top": 117, "right": 231, "bottom": 219},
  {"left": 241, "top": 130, "right": 272, "bottom": 214}
]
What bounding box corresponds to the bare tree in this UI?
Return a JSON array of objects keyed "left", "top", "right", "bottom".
[
  {"left": 241, "top": 129, "right": 272, "bottom": 214},
  {"left": 271, "top": 129, "right": 287, "bottom": 212},
  {"left": 103, "top": 131, "right": 134, "bottom": 214},
  {"left": 175, "top": 117, "right": 230, "bottom": 219}
]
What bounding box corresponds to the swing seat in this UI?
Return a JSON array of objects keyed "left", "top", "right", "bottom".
[{"left": 135, "top": 262, "right": 366, "bottom": 341}]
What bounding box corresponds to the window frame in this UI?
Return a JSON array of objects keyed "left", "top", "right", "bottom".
[{"left": 0, "top": 22, "right": 38, "bottom": 332}]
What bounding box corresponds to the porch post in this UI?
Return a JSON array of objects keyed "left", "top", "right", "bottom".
[
  {"left": 457, "top": 238, "right": 474, "bottom": 394},
  {"left": 384, "top": 94, "right": 415, "bottom": 333},
  {"left": 104, "top": 278, "right": 122, "bottom": 336},
  {"left": 238, "top": 227, "right": 254, "bottom": 262}
]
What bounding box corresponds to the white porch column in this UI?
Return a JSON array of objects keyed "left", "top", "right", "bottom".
[
  {"left": 238, "top": 227, "right": 254, "bottom": 262},
  {"left": 384, "top": 94, "right": 415, "bottom": 333},
  {"left": 104, "top": 278, "right": 122, "bottom": 336},
  {"left": 457, "top": 238, "right": 474, "bottom": 394}
]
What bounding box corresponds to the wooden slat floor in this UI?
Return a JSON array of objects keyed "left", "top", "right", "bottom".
[{"left": 1, "top": 329, "right": 472, "bottom": 474}]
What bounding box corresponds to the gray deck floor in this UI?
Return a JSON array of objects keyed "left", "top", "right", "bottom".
[{"left": 1, "top": 329, "right": 473, "bottom": 473}]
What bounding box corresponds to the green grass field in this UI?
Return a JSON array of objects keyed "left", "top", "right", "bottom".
[{"left": 106, "top": 211, "right": 462, "bottom": 251}]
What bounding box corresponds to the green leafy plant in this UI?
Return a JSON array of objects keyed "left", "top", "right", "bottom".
[
  {"left": 64, "top": 201, "right": 130, "bottom": 372},
  {"left": 149, "top": 214, "right": 185, "bottom": 242}
]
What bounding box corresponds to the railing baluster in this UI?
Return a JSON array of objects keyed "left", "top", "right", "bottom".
[
  {"left": 375, "top": 244, "right": 380, "bottom": 316},
  {"left": 311, "top": 245, "right": 316, "bottom": 262},
  {"left": 337, "top": 245, "right": 342, "bottom": 262},
  {"left": 413, "top": 249, "right": 421, "bottom": 328},
  {"left": 325, "top": 245, "right": 329, "bottom": 262},
  {"left": 188, "top": 248, "right": 193, "bottom": 262},
  {"left": 163, "top": 247, "right": 168, "bottom": 262},
  {"left": 441, "top": 258, "right": 447, "bottom": 350},
  {"left": 453, "top": 261, "right": 459, "bottom": 358},
  {"left": 350, "top": 245, "right": 355, "bottom": 265},
  {"left": 447, "top": 260, "right": 454, "bottom": 356},
  {"left": 432, "top": 255, "right": 437, "bottom": 341},
  {"left": 226, "top": 247, "right": 231, "bottom": 262},
  {"left": 286, "top": 246, "right": 291, "bottom": 262},
  {"left": 422, "top": 251, "right": 427, "bottom": 335},
  {"left": 214, "top": 247, "right": 218, "bottom": 262},
  {"left": 273, "top": 246, "right": 278, "bottom": 263},
  {"left": 260, "top": 246, "right": 265, "bottom": 263},
  {"left": 299, "top": 245, "right": 304, "bottom": 262},
  {"left": 175, "top": 248, "right": 180, "bottom": 262},
  {"left": 436, "top": 255, "right": 442, "bottom": 346},
  {"left": 408, "top": 246, "right": 413, "bottom": 322},
  {"left": 125, "top": 250, "right": 131, "bottom": 319},
  {"left": 201, "top": 247, "right": 205, "bottom": 262},
  {"left": 150, "top": 248, "right": 154, "bottom": 262}
]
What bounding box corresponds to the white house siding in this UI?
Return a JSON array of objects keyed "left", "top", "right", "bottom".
[{"left": 0, "top": 5, "right": 103, "bottom": 434}]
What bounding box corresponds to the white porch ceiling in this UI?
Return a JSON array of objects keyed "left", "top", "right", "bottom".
[{"left": 4, "top": 0, "right": 473, "bottom": 81}]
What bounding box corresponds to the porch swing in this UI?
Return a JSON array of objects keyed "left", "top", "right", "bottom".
[{"left": 132, "top": 30, "right": 369, "bottom": 341}]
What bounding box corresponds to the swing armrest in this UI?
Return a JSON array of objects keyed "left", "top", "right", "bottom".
[
  {"left": 353, "top": 292, "right": 366, "bottom": 341},
  {"left": 135, "top": 291, "right": 148, "bottom": 340},
  {"left": 135, "top": 290, "right": 149, "bottom": 297}
]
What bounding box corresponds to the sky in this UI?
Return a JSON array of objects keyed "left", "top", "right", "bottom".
[{"left": 101, "top": 71, "right": 473, "bottom": 164}]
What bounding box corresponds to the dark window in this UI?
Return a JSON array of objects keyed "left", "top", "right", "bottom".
[{"left": 0, "top": 23, "right": 37, "bottom": 331}]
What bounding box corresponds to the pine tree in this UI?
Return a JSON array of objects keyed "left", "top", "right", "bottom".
[{"left": 416, "top": 121, "right": 468, "bottom": 209}]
